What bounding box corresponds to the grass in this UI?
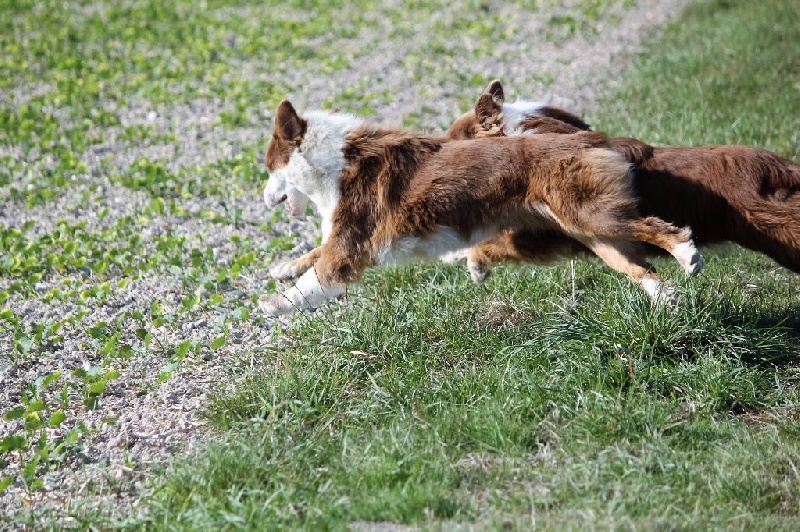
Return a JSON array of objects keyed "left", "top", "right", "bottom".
[
  {"left": 1, "top": 0, "right": 799, "bottom": 529},
  {"left": 136, "top": 262, "right": 800, "bottom": 529},
  {"left": 596, "top": 0, "right": 800, "bottom": 156}
]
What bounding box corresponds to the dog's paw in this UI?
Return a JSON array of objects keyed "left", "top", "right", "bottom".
[
  {"left": 642, "top": 279, "right": 681, "bottom": 309},
  {"left": 269, "top": 260, "right": 300, "bottom": 280},
  {"left": 468, "top": 258, "right": 493, "bottom": 284},
  {"left": 685, "top": 251, "right": 704, "bottom": 277},
  {"left": 440, "top": 248, "right": 469, "bottom": 264},
  {"left": 655, "top": 282, "right": 681, "bottom": 310},
  {"left": 674, "top": 242, "right": 704, "bottom": 277},
  {"left": 258, "top": 294, "right": 292, "bottom": 316}
]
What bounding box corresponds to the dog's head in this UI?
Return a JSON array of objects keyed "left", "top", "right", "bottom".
[
  {"left": 446, "top": 80, "right": 506, "bottom": 140},
  {"left": 264, "top": 100, "right": 311, "bottom": 216},
  {"left": 446, "top": 80, "right": 592, "bottom": 140},
  {"left": 264, "top": 101, "right": 362, "bottom": 219}
]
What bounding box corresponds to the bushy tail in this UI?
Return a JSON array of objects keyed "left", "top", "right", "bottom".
[{"left": 739, "top": 149, "right": 800, "bottom": 272}]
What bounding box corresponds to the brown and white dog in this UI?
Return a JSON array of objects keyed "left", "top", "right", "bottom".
[
  {"left": 447, "top": 80, "right": 800, "bottom": 279},
  {"left": 259, "top": 100, "right": 703, "bottom": 315},
  {"left": 262, "top": 103, "right": 593, "bottom": 280}
]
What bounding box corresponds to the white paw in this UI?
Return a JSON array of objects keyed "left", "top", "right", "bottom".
[
  {"left": 468, "top": 259, "right": 493, "bottom": 284},
  {"left": 656, "top": 283, "right": 680, "bottom": 309},
  {"left": 641, "top": 279, "right": 680, "bottom": 309},
  {"left": 674, "top": 242, "right": 704, "bottom": 277},
  {"left": 685, "top": 251, "right": 704, "bottom": 277},
  {"left": 258, "top": 294, "right": 293, "bottom": 316},
  {"left": 269, "top": 261, "right": 299, "bottom": 280}
]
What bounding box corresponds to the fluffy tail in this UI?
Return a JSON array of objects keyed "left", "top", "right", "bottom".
[{"left": 736, "top": 148, "right": 800, "bottom": 272}]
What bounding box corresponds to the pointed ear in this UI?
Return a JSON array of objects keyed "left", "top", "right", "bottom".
[
  {"left": 475, "top": 93, "right": 502, "bottom": 130},
  {"left": 274, "top": 100, "right": 307, "bottom": 142},
  {"left": 483, "top": 79, "right": 504, "bottom": 105}
]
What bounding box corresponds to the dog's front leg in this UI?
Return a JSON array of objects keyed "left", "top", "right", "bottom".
[
  {"left": 269, "top": 246, "right": 322, "bottom": 280},
  {"left": 467, "top": 245, "right": 494, "bottom": 283},
  {"left": 259, "top": 266, "right": 346, "bottom": 316}
]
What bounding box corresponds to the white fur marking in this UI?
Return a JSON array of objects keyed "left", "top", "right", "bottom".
[
  {"left": 640, "top": 278, "right": 678, "bottom": 307},
  {"left": 439, "top": 248, "right": 470, "bottom": 264},
  {"left": 376, "top": 225, "right": 500, "bottom": 266},
  {"left": 500, "top": 100, "right": 547, "bottom": 136},
  {"left": 264, "top": 111, "right": 363, "bottom": 221},
  {"left": 269, "top": 260, "right": 300, "bottom": 280},
  {"left": 531, "top": 202, "right": 558, "bottom": 222},
  {"left": 468, "top": 257, "right": 492, "bottom": 284},
  {"left": 260, "top": 267, "right": 346, "bottom": 316},
  {"left": 673, "top": 241, "right": 704, "bottom": 276}
]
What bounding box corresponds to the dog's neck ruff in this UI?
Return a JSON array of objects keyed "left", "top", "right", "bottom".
[{"left": 501, "top": 100, "right": 547, "bottom": 135}]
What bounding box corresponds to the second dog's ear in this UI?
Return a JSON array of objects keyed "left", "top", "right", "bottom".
[
  {"left": 476, "top": 80, "right": 504, "bottom": 129},
  {"left": 274, "top": 100, "right": 307, "bottom": 142},
  {"left": 483, "top": 79, "right": 505, "bottom": 105},
  {"left": 475, "top": 93, "right": 502, "bottom": 130}
]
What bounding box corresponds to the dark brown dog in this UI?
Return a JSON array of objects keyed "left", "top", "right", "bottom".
[{"left": 447, "top": 80, "right": 800, "bottom": 279}]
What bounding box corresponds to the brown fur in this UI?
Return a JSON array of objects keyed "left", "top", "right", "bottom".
[
  {"left": 318, "top": 131, "right": 642, "bottom": 287},
  {"left": 447, "top": 81, "right": 800, "bottom": 275},
  {"left": 264, "top": 101, "right": 701, "bottom": 310}
]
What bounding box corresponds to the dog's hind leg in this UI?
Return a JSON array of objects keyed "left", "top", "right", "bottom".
[
  {"left": 467, "top": 246, "right": 495, "bottom": 284},
  {"left": 574, "top": 236, "right": 678, "bottom": 306},
  {"left": 566, "top": 211, "right": 703, "bottom": 278},
  {"left": 615, "top": 217, "right": 705, "bottom": 277},
  {"left": 467, "top": 229, "right": 593, "bottom": 284},
  {"left": 269, "top": 246, "right": 322, "bottom": 280}
]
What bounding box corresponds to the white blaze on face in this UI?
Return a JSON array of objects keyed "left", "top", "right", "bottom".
[
  {"left": 263, "top": 148, "right": 320, "bottom": 214},
  {"left": 263, "top": 167, "right": 312, "bottom": 216},
  {"left": 263, "top": 171, "right": 290, "bottom": 209}
]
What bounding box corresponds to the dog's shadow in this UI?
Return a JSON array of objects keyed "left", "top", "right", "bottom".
[
  {"left": 730, "top": 303, "right": 800, "bottom": 368},
  {"left": 521, "top": 289, "right": 800, "bottom": 370}
]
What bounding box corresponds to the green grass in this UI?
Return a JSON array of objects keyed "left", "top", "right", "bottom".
[
  {"left": 595, "top": 0, "right": 800, "bottom": 157},
  {"left": 135, "top": 261, "right": 800, "bottom": 530},
  {"left": 87, "top": 0, "right": 800, "bottom": 529}
]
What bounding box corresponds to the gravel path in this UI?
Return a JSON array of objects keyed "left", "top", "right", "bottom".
[{"left": 0, "top": 0, "right": 694, "bottom": 523}]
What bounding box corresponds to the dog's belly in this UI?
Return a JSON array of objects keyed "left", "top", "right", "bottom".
[{"left": 376, "top": 225, "right": 501, "bottom": 266}]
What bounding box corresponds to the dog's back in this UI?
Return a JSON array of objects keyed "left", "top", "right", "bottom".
[{"left": 389, "top": 132, "right": 633, "bottom": 241}]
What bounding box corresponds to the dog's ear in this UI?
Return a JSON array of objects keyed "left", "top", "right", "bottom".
[
  {"left": 483, "top": 79, "right": 505, "bottom": 105},
  {"left": 475, "top": 94, "right": 502, "bottom": 130},
  {"left": 476, "top": 80, "right": 505, "bottom": 129},
  {"left": 274, "top": 100, "right": 307, "bottom": 142}
]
